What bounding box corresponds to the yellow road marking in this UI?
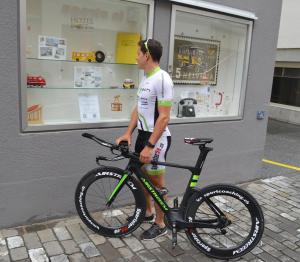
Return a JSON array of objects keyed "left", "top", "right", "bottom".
[{"left": 262, "top": 159, "right": 300, "bottom": 172}]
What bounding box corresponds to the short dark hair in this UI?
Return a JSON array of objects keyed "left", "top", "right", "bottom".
[{"left": 138, "top": 39, "right": 163, "bottom": 63}]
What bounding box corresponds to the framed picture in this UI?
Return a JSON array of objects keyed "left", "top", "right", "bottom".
[{"left": 172, "top": 35, "right": 220, "bottom": 85}]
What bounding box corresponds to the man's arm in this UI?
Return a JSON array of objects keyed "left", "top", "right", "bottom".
[
  {"left": 139, "top": 105, "right": 171, "bottom": 163},
  {"left": 116, "top": 106, "right": 138, "bottom": 145},
  {"left": 148, "top": 106, "right": 171, "bottom": 145}
]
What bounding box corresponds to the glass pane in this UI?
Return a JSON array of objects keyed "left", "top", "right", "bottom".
[
  {"left": 274, "top": 67, "right": 283, "bottom": 77},
  {"left": 271, "top": 77, "right": 300, "bottom": 107},
  {"left": 170, "top": 10, "right": 250, "bottom": 119},
  {"left": 283, "top": 68, "right": 300, "bottom": 78},
  {"left": 25, "top": 0, "right": 149, "bottom": 127}
]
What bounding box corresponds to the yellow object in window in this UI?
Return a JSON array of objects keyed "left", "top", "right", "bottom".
[{"left": 115, "top": 32, "right": 141, "bottom": 64}]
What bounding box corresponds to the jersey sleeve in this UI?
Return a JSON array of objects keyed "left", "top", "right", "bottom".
[{"left": 155, "top": 72, "right": 174, "bottom": 107}]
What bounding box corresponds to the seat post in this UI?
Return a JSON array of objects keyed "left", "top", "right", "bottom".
[{"left": 195, "top": 145, "right": 213, "bottom": 171}]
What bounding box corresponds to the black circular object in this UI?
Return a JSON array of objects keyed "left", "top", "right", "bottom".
[{"left": 95, "top": 51, "right": 105, "bottom": 63}]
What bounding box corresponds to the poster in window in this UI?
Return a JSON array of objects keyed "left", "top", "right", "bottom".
[
  {"left": 172, "top": 35, "right": 220, "bottom": 85},
  {"left": 38, "top": 35, "right": 67, "bottom": 60}
]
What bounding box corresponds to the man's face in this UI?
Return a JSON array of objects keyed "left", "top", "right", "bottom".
[{"left": 136, "top": 47, "right": 148, "bottom": 69}]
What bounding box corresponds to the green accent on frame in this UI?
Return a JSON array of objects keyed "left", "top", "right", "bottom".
[{"left": 108, "top": 173, "right": 128, "bottom": 202}]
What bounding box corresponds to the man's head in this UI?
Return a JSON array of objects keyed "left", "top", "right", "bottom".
[{"left": 136, "top": 39, "right": 163, "bottom": 69}]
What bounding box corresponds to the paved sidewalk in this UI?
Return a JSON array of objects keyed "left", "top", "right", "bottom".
[{"left": 0, "top": 175, "right": 300, "bottom": 262}]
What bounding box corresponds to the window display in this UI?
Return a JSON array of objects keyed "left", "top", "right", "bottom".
[
  {"left": 169, "top": 6, "right": 253, "bottom": 121},
  {"left": 23, "top": 0, "right": 153, "bottom": 130}
]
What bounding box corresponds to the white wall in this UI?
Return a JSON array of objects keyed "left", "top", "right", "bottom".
[{"left": 277, "top": 0, "right": 300, "bottom": 48}]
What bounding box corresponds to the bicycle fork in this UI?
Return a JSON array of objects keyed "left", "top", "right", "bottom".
[{"left": 106, "top": 171, "right": 130, "bottom": 207}]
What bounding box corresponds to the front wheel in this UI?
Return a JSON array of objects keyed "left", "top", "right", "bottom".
[
  {"left": 185, "top": 184, "right": 264, "bottom": 259},
  {"left": 75, "top": 167, "right": 146, "bottom": 237}
]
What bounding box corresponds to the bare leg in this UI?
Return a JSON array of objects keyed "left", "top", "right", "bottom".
[
  {"left": 146, "top": 173, "right": 166, "bottom": 228},
  {"left": 141, "top": 167, "right": 154, "bottom": 217}
]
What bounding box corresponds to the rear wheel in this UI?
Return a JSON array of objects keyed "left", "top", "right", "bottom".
[
  {"left": 75, "top": 167, "right": 146, "bottom": 237},
  {"left": 185, "top": 184, "right": 264, "bottom": 259}
]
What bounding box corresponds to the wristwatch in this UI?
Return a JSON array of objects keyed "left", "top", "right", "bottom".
[{"left": 145, "top": 141, "right": 155, "bottom": 148}]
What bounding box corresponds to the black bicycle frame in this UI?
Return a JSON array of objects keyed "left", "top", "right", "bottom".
[{"left": 106, "top": 144, "right": 227, "bottom": 230}]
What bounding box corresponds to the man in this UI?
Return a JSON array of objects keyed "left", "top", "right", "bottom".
[{"left": 116, "top": 39, "right": 174, "bottom": 240}]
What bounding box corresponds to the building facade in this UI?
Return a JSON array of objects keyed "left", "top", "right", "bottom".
[
  {"left": 270, "top": 0, "right": 300, "bottom": 124},
  {"left": 0, "top": 0, "right": 281, "bottom": 228}
]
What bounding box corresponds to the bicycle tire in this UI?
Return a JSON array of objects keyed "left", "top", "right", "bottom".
[
  {"left": 185, "top": 184, "right": 264, "bottom": 259},
  {"left": 75, "top": 166, "right": 146, "bottom": 237}
]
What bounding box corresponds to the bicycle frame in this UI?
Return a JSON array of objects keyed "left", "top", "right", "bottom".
[{"left": 106, "top": 145, "right": 227, "bottom": 230}]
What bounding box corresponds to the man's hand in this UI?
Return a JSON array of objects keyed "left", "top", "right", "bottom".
[
  {"left": 116, "top": 133, "right": 131, "bottom": 145},
  {"left": 139, "top": 146, "right": 153, "bottom": 163}
]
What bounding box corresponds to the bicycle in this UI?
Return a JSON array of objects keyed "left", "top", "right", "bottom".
[{"left": 75, "top": 133, "right": 264, "bottom": 260}]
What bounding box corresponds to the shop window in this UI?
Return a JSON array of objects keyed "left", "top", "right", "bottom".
[
  {"left": 271, "top": 67, "right": 300, "bottom": 107},
  {"left": 22, "top": 0, "right": 153, "bottom": 131},
  {"left": 169, "top": 5, "right": 253, "bottom": 121}
]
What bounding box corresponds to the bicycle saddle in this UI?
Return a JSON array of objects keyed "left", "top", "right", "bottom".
[{"left": 184, "top": 137, "right": 213, "bottom": 145}]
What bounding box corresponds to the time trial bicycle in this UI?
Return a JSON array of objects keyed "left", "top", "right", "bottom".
[{"left": 75, "top": 133, "right": 264, "bottom": 260}]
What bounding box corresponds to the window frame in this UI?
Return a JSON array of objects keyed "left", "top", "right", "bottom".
[
  {"left": 168, "top": 4, "right": 254, "bottom": 124},
  {"left": 19, "top": 0, "right": 154, "bottom": 132}
]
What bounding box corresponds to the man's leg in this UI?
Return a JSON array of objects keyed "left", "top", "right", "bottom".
[
  {"left": 141, "top": 167, "right": 154, "bottom": 217},
  {"left": 146, "top": 172, "right": 166, "bottom": 228}
]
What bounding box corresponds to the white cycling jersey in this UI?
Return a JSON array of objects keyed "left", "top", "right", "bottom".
[{"left": 137, "top": 67, "right": 174, "bottom": 136}]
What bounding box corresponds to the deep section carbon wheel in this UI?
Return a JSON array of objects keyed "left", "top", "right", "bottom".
[
  {"left": 185, "top": 184, "right": 264, "bottom": 259},
  {"left": 75, "top": 167, "right": 146, "bottom": 237}
]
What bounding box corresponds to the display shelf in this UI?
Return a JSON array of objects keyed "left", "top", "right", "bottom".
[
  {"left": 27, "top": 87, "right": 138, "bottom": 90},
  {"left": 27, "top": 57, "right": 137, "bottom": 66}
]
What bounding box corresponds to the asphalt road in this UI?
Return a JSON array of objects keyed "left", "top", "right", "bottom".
[{"left": 262, "top": 119, "right": 300, "bottom": 178}]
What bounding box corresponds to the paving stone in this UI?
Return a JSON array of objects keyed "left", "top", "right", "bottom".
[
  {"left": 28, "top": 248, "right": 49, "bottom": 262},
  {"left": 24, "top": 224, "right": 47, "bottom": 234},
  {"left": 66, "top": 225, "right": 89, "bottom": 244},
  {"left": 88, "top": 234, "right": 106, "bottom": 246},
  {"left": 281, "top": 248, "right": 300, "bottom": 261},
  {"left": 1, "top": 229, "right": 18, "bottom": 238},
  {"left": 53, "top": 227, "right": 71, "bottom": 241},
  {"left": 97, "top": 242, "right": 122, "bottom": 261},
  {"left": 118, "top": 247, "right": 134, "bottom": 260},
  {"left": 7, "top": 236, "right": 24, "bottom": 249},
  {"left": 78, "top": 242, "right": 100, "bottom": 258},
  {"left": 23, "top": 232, "right": 42, "bottom": 249},
  {"left": 10, "top": 247, "right": 28, "bottom": 261},
  {"left": 43, "top": 241, "right": 63, "bottom": 256},
  {"left": 122, "top": 236, "right": 144, "bottom": 252},
  {"left": 261, "top": 244, "right": 283, "bottom": 258},
  {"left": 278, "top": 254, "right": 297, "bottom": 262},
  {"left": 0, "top": 245, "right": 8, "bottom": 257},
  {"left": 37, "top": 229, "right": 56, "bottom": 243},
  {"left": 136, "top": 249, "right": 157, "bottom": 262},
  {"left": 0, "top": 255, "right": 10, "bottom": 262},
  {"left": 0, "top": 238, "right": 5, "bottom": 247},
  {"left": 88, "top": 257, "right": 106, "bottom": 262},
  {"left": 280, "top": 213, "right": 297, "bottom": 221},
  {"left": 279, "top": 231, "right": 299, "bottom": 243},
  {"left": 141, "top": 239, "right": 160, "bottom": 250},
  {"left": 107, "top": 238, "right": 125, "bottom": 248},
  {"left": 265, "top": 223, "right": 282, "bottom": 233},
  {"left": 68, "top": 253, "right": 87, "bottom": 262},
  {"left": 177, "top": 254, "right": 198, "bottom": 262},
  {"left": 258, "top": 252, "right": 282, "bottom": 262},
  {"left": 159, "top": 240, "right": 185, "bottom": 257},
  {"left": 150, "top": 247, "right": 175, "bottom": 262},
  {"left": 79, "top": 224, "right": 94, "bottom": 236},
  {"left": 283, "top": 240, "right": 299, "bottom": 250},
  {"left": 50, "top": 254, "right": 69, "bottom": 262},
  {"left": 61, "top": 240, "right": 80, "bottom": 255}
]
